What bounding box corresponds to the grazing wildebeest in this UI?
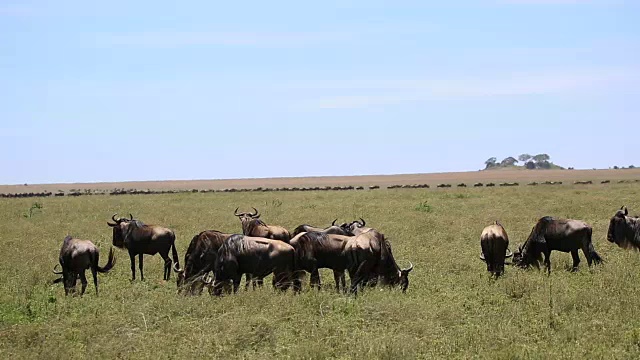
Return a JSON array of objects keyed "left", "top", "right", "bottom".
[
  {"left": 513, "top": 216, "right": 603, "bottom": 274},
  {"left": 291, "top": 219, "right": 350, "bottom": 237},
  {"left": 289, "top": 231, "right": 353, "bottom": 292},
  {"left": 174, "top": 230, "right": 233, "bottom": 295},
  {"left": 209, "top": 234, "right": 301, "bottom": 296},
  {"left": 52, "top": 235, "right": 116, "bottom": 296},
  {"left": 345, "top": 228, "right": 413, "bottom": 294},
  {"left": 234, "top": 207, "right": 291, "bottom": 243},
  {"left": 107, "top": 213, "right": 180, "bottom": 281},
  {"left": 479, "top": 221, "right": 513, "bottom": 278},
  {"left": 607, "top": 206, "right": 640, "bottom": 251}
]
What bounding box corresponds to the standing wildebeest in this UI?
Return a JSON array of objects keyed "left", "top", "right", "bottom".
[
  {"left": 479, "top": 221, "right": 513, "bottom": 277},
  {"left": 107, "top": 213, "right": 180, "bottom": 281},
  {"left": 209, "top": 234, "right": 301, "bottom": 296},
  {"left": 345, "top": 228, "right": 413, "bottom": 294},
  {"left": 234, "top": 207, "right": 291, "bottom": 243},
  {"left": 174, "top": 230, "right": 233, "bottom": 295},
  {"left": 52, "top": 235, "right": 116, "bottom": 296},
  {"left": 289, "top": 230, "right": 353, "bottom": 292},
  {"left": 607, "top": 206, "right": 640, "bottom": 251},
  {"left": 234, "top": 207, "right": 291, "bottom": 288},
  {"left": 513, "top": 216, "right": 603, "bottom": 274}
]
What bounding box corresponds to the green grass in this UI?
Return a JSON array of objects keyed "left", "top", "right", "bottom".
[{"left": 1, "top": 184, "right": 640, "bottom": 359}]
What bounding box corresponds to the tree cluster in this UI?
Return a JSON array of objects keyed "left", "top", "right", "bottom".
[{"left": 484, "top": 153, "right": 559, "bottom": 170}]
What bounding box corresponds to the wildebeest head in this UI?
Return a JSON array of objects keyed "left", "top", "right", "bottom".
[
  {"left": 607, "top": 206, "right": 639, "bottom": 250},
  {"left": 106, "top": 213, "right": 136, "bottom": 248},
  {"left": 379, "top": 238, "right": 414, "bottom": 293},
  {"left": 234, "top": 207, "right": 260, "bottom": 220},
  {"left": 347, "top": 218, "right": 367, "bottom": 233}
]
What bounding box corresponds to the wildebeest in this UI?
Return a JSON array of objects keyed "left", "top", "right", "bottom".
[
  {"left": 174, "top": 230, "right": 233, "bottom": 295},
  {"left": 107, "top": 213, "right": 180, "bottom": 281},
  {"left": 345, "top": 228, "right": 413, "bottom": 294},
  {"left": 234, "top": 207, "right": 292, "bottom": 288},
  {"left": 209, "top": 234, "right": 301, "bottom": 296},
  {"left": 52, "top": 235, "right": 116, "bottom": 296},
  {"left": 234, "top": 207, "right": 291, "bottom": 243},
  {"left": 479, "top": 221, "right": 513, "bottom": 277},
  {"left": 513, "top": 216, "right": 603, "bottom": 274},
  {"left": 289, "top": 231, "right": 353, "bottom": 292},
  {"left": 607, "top": 206, "right": 640, "bottom": 251},
  {"left": 291, "top": 219, "right": 350, "bottom": 237}
]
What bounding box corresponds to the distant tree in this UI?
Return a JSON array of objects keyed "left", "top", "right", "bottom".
[
  {"left": 485, "top": 157, "right": 497, "bottom": 169},
  {"left": 525, "top": 161, "right": 536, "bottom": 170},
  {"left": 629, "top": 165, "right": 635, "bottom": 169},
  {"left": 518, "top": 154, "right": 532, "bottom": 163},
  {"left": 613, "top": 166, "right": 619, "bottom": 169},
  {"left": 533, "top": 154, "right": 550, "bottom": 163},
  {"left": 501, "top": 157, "right": 518, "bottom": 167}
]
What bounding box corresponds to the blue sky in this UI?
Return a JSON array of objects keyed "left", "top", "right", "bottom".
[{"left": 1, "top": 0, "right": 638, "bottom": 184}]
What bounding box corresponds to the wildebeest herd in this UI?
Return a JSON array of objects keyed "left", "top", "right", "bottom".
[{"left": 52, "top": 205, "right": 640, "bottom": 297}]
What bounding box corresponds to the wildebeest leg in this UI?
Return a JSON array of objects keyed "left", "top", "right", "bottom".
[
  {"left": 570, "top": 249, "right": 580, "bottom": 271},
  {"left": 333, "top": 271, "right": 342, "bottom": 293},
  {"left": 543, "top": 251, "right": 551, "bottom": 275},
  {"left": 63, "top": 271, "right": 71, "bottom": 296},
  {"left": 233, "top": 275, "right": 242, "bottom": 294},
  {"left": 244, "top": 273, "right": 251, "bottom": 291},
  {"left": 160, "top": 251, "right": 171, "bottom": 281},
  {"left": 129, "top": 251, "right": 137, "bottom": 281},
  {"left": 79, "top": 271, "right": 88, "bottom": 296},
  {"left": 310, "top": 268, "right": 321, "bottom": 290},
  {"left": 70, "top": 272, "right": 78, "bottom": 295},
  {"left": 350, "top": 260, "right": 373, "bottom": 294},
  {"left": 138, "top": 254, "right": 145, "bottom": 281}
]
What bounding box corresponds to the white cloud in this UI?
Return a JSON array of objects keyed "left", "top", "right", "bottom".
[{"left": 308, "top": 68, "right": 639, "bottom": 109}]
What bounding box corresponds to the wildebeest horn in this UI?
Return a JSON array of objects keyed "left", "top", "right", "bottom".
[
  {"left": 624, "top": 207, "right": 628, "bottom": 216},
  {"left": 251, "top": 207, "right": 260, "bottom": 218},
  {"left": 234, "top": 207, "right": 241, "bottom": 216},
  {"left": 359, "top": 218, "right": 366, "bottom": 227},
  {"left": 112, "top": 213, "right": 118, "bottom": 222},
  {"left": 173, "top": 263, "right": 183, "bottom": 273},
  {"left": 129, "top": 213, "right": 134, "bottom": 220},
  {"left": 331, "top": 219, "right": 337, "bottom": 226},
  {"left": 505, "top": 249, "right": 513, "bottom": 258},
  {"left": 479, "top": 252, "right": 485, "bottom": 260},
  {"left": 52, "top": 264, "right": 63, "bottom": 275},
  {"left": 401, "top": 261, "right": 413, "bottom": 273}
]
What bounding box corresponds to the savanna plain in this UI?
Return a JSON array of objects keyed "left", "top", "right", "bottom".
[{"left": 1, "top": 178, "right": 640, "bottom": 359}]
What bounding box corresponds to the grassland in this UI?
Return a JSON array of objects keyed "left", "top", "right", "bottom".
[{"left": 1, "top": 181, "right": 640, "bottom": 359}]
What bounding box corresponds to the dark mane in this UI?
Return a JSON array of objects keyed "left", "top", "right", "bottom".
[
  {"left": 219, "top": 234, "right": 259, "bottom": 257},
  {"left": 242, "top": 218, "right": 267, "bottom": 236},
  {"left": 626, "top": 217, "right": 640, "bottom": 249},
  {"left": 520, "top": 217, "right": 555, "bottom": 265},
  {"left": 379, "top": 236, "right": 401, "bottom": 283}
]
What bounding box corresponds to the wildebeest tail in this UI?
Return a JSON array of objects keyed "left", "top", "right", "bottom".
[
  {"left": 96, "top": 247, "right": 116, "bottom": 273},
  {"left": 171, "top": 240, "right": 180, "bottom": 271}
]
